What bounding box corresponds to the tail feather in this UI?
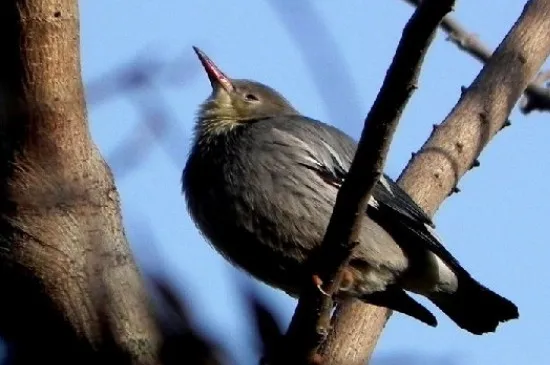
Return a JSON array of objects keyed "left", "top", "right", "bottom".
[
  {"left": 360, "top": 285, "right": 438, "bottom": 327},
  {"left": 428, "top": 277, "right": 519, "bottom": 335}
]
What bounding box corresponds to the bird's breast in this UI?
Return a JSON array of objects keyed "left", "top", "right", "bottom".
[{"left": 183, "top": 138, "right": 335, "bottom": 294}]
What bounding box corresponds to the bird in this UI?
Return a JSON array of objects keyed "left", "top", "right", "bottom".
[{"left": 181, "top": 46, "right": 519, "bottom": 335}]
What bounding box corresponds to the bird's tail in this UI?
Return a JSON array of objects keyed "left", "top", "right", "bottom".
[
  {"left": 428, "top": 276, "right": 519, "bottom": 335},
  {"left": 359, "top": 285, "right": 438, "bottom": 327}
]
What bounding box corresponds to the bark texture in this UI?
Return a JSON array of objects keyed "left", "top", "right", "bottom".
[
  {"left": 283, "top": 0, "right": 454, "bottom": 363},
  {"left": 0, "top": 1, "right": 161, "bottom": 364},
  {"left": 318, "top": 0, "right": 550, "bottom": 363}
]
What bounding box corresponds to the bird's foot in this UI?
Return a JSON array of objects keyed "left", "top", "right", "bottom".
[{"left": 312, "top": 274, "right": 330, "bottom": 297}]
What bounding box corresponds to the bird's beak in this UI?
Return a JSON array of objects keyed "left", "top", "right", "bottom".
[{"left": 193, "top": 46, "right": 234, "bottom": 93}]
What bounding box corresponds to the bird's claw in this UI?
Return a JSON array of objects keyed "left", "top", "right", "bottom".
[{"left": 312, "top": 274, "right": 330, "bottom": 297}]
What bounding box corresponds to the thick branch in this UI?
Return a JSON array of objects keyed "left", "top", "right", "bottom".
[
  {"left": 403, "top": 0, "right": 550, "bottom": 114},
  {"left": 399, "top": 0, "right": 550, "bottom": 213},
  {"left": 282, "top": 0, "right": 454, "bottom": 364},
  {"left": 316, "top": 0, "right": 550, "bottom": 363},
  {"left": 0, "top": 1, "right": 160, "bottom": 364}
]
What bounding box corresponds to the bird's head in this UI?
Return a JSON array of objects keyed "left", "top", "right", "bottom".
[{"left": 193, "top": 46, "right": 299, "bottom": 136}]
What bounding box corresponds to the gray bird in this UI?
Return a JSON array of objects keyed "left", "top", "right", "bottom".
[{"left": 182, "top": 47, "right": 519, "bottom": 334}]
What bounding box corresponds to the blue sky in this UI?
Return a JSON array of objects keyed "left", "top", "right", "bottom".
[{"left": 79, "top": 1, "right": 549, "bottom": 364}]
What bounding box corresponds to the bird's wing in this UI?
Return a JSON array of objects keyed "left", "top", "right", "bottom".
[
  {"left": 367, "top": 188, "right": 468, "bottom": 277},
  {"left": 266, "top": 116, "right": 468, "bottom": 276},
  {"left": 374, "top": 174, "right": 434, "bottom": 228}
]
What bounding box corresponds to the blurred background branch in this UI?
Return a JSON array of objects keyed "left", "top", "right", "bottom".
[{"left": 403, "top": 0, "right": 550, "bottom": 114}]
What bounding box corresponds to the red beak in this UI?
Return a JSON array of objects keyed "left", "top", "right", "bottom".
[{"left": 193, "top": 46, "right": 234, "bottom": 93}]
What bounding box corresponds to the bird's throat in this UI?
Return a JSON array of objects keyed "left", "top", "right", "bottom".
[{"left": 198, "top": 118, "right": 242, "bottom": 136}]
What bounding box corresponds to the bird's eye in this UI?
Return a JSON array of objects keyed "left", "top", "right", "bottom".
[{"left": 244, "top": 93, "right": 260, "bottom": 102}]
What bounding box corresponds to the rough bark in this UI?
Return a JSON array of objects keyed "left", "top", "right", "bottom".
[
  {"left": 318, "top": 0, "right": 550, "bottom": 363},
  {"left": 0, "top": 1, "right": 161, "bottom": 364},
  {"left": 282, "top": 0, "right": 454, "bottom": 363}
]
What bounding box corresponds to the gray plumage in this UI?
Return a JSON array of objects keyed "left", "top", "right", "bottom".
[{"left": 182, "top": 47, "right": 519, "bottom": 334}]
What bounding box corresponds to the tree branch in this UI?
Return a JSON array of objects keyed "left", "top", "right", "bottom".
[
  {"left": 0, "top": 1, "right": 161, "bottom": 364},
  {"left": 281, "top": 0, "right": 454, "bottom": 363},
  {"left": 265, "top": 0, "right": 363, "bottom": 125},
  {"left": 403, "top": 0, "right": 550, "bottom": 114},
  {"left": 316, "top": 0, "right": 550, "bottom": 363}
]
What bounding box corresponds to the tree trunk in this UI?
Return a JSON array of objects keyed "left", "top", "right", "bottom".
[{"left": 0, "top": 1, "right": 161, "bottom": 363}]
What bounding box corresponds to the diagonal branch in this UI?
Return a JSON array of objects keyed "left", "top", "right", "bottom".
[
  {"left": 281, "top": 0, "right": 455, "bottom": 363},
  {"left": 399, "top": 0, "right": 550, "bottom": 214},
  {"left": 86, "top": 50, "right": 195, "bottom": 178},
  {"left": 318, "top": 0, "right": 550, "bottom": 364},
  {"left": 403, "top": 0, "right": 550, "bottom": 114}
]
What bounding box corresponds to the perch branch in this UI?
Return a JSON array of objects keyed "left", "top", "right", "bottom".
[
  {"left": 282, "top": 0, "right": 455, "bottom": 363},
  {"left": 317, "top": 0, "right": 550, "bottom": 364}
]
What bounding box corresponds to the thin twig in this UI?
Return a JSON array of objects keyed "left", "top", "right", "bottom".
[
  {"left": 281, "top": 0, "right": 455, "bottom": 363},
  {"left": 265, "top": 0, "right": 363, "bottom": 124},
  {"left": 107, "top": 84, "right": 184, "bottom": 178},
  {"left": 85, "top": 47, "right": 198, "bottom": 104},
  {"left": 86, "top": 50, "right": 194, "bottom": 178}
]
